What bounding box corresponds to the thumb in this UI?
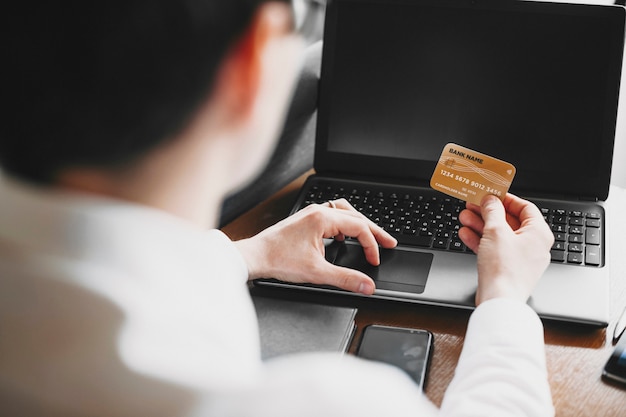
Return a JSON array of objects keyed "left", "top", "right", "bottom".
[
  {"left": 315, "top": 262, "right": 376, "bottom": 295},
  {"left": 480, "top": 195, "right": 507, "bottom": 230}
]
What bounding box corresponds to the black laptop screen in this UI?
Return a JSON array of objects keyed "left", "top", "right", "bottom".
[{"left": 316, "top": 0, "right": 625, "bottom": 200}]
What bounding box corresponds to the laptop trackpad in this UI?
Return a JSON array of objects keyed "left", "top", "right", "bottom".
[{"left": 331, "top": 242, "right": 432, "bottom": 294}]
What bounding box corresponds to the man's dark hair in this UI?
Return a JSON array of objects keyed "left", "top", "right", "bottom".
[{"left": 2, "top": 1, "right": 287, "bottom": 184}]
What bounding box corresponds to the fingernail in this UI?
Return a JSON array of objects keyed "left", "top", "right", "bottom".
[{"left": 358, "top": 281, "right": 374, "bottom": 295}]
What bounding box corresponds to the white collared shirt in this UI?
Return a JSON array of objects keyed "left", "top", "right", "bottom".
[{"left": 0, "top": 177, "right": 553, "bottom": 416}]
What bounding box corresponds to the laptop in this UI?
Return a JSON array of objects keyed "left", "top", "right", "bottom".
[{"left": 257, "top": 0, "right": 625, "bottom": 326}]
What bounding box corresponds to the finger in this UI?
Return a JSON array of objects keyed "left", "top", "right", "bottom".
[
  {"left": 503, "top": 194, "right": 553, "bottom": 246},
  {"left": 459, "top": 207, "right": 485, "bottom": 235},
  {"left": 350, "top": 221, "right": 398, "bottom": 265},
  {"left": 324, "top": 200, "right": 397, "bottom": 249},
  {"left": 333, "top": 208, "right": 397, "bottom": 248},
  {"left": 465, "top": 201, "right": 481, "bottom": 215},
  {"left": 351, "top": 221, "right": 396, "bottom": 266},
  {"left": 502, "top": 193, "right": 551, "bottom": 242},
  {"left": 327, "top": 198, "right": 380, "bottom": 227},
  {"left": 488, "top": 195, "right": 522, "bottom": 230},
  {"left": 369, "top": 224, "right": 397, "bottom": 248},
  {"left": 504, "top": 211, "right": 522, "bottom": 230},
  {"left": 502, "top": 193, "right": 542, "bottom": 225},
  {"left": 317, "top": 209, "right": 381, "bottom": 264},
  {"left": 458, "top": 226, "right": 481, "bottom": 253},
  {"left": 324, "top": 199, "right": 354, "bottom": 242},
  {"left": 329, "top": 198, "right": 360, "bottom": 213},
  {"left": 466, "top": 196, "right": 520, "bottom": 232},
  {"left": 480, "top": 194, "right": 508, "bottom": 231},
  {"left": 322, "top": 201, "right": 346, "bottom": 240},
  {"left": 328, "top": 199, "right": 385, "bottom": 231},
  {"left": 309, "top": 261, "right": 376, "bottom": 295}
]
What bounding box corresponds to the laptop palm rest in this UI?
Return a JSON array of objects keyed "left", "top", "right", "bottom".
[{"left": 327, "top": 241, "right": 432, "bottom": 294}]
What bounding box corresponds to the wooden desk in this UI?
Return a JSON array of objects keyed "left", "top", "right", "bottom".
[{"left": 222, "top": 171, "right": 626, "bottom": 416}]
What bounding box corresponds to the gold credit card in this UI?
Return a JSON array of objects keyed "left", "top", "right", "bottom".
[{"left": 430, "top": 143, "right": 516, "bottom": 205}]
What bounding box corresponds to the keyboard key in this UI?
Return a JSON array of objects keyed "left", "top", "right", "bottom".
[
  {"left": 567, "top": 253, "right": 583, "bottom": 264},
  {"left": 433, "top": 238, "right": 449, "bottom": 249},
  {"left": 569, "top": 226, "right": 583, "bottom": 235},
  {"left": 419, "top": 227, "right": 434, "bottom": 237},
  {"left": 585, "top": 229, "right": 600, "bottom": 245},
  {"left": 568, "top": 243, "right": 583, "bottom": 253},
  {"left": 568, "top": 217, "right": 584, "bottom": 226},
  {"left": 586, "top": 218, "right": 600, "bottom": 228},
  {"left": 395, "top": 234, "right": 433, "bottom": 247},
  {"left": 449, "top": 239, "right": 466, "bottom": 251},
  {"left": 436, "top": 231, "right": 451, "bottom": 239},
  {"left": 585, "top": 246, "right": 601, "bottom": 266},
  {"left": 551, "top": 250, "right": 566, "bottom": 262},
  {"left": 568, "top": 234, "right": 583, "bottom": 243}
]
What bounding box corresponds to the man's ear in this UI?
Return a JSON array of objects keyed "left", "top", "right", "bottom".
[{"left": 212, "top": 3, "right": 294, "bottom": 122}]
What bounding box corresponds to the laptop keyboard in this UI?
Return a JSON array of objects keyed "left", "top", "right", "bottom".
[
  {"left": 298, "top": 179, "right": 604, "bottom": 267},
  {"left": 540, "top": 207, "right": 602, "bottom": 266}
]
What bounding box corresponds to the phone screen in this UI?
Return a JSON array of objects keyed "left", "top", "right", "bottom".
[
  {"left": 357, "top": 325, "right": 433, "bottom": 389},
  {"left": 603, "top": 333, "right": 626, "bottom": 384}
]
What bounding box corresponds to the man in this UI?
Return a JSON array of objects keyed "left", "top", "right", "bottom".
[{"left": 0, "top": 1, "right": 554, "bottom": 416}]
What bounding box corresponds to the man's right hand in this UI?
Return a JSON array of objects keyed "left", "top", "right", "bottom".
[{"left": 458, "top": 193, "right": 554, "bottom": 306}]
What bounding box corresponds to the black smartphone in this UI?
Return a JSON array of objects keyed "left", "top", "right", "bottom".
[
  {"left": 356, "top": 324, "right": 433, "bottom": 389},
  {"left": 603, "top": 333, "right": 626, "bottom": 385}
]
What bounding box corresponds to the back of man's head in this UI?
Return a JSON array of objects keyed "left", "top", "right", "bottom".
[{"left": 2, "top": 1, "right": 286, "bottom": 184}]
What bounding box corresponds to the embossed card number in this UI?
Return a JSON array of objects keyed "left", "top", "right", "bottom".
[{"left": 430, "top": 143, "right": 516, "bottom": 206}]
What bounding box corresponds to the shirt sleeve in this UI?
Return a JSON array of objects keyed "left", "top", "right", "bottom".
[
  {"left": 197, "top": 299, "right": 553, "bottom": 417},
  {"left": 439, "top": 298, "right": 554, "bottom": 417},
  {"left": 196, "top": 353, "right": 439, "bottom": 417}
]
